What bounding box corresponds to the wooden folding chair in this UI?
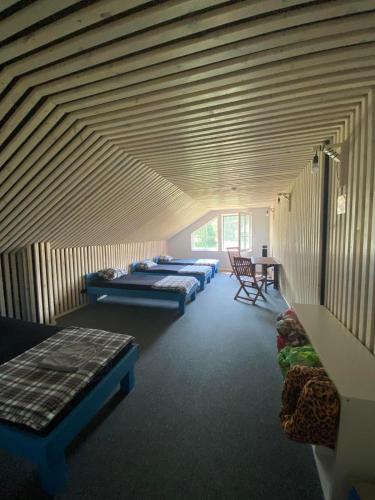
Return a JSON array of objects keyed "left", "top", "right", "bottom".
[
  {"left": 232, "top": 256, "right": 266, "bottom": 304},
  {"left": 227, "top": 247, "right": 240, "bottom": 277}
]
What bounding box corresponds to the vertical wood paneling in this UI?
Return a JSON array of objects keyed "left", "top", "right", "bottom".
[
  {"left": 272, "top": 161, "right": 323, "bottom": 306},
  {"left": 0, "top": 240, "right": 166, "bottom": 324},
  {"left": 9, "top": 253, "right": 21, "bottom": 319},
  {"left": 16, "top": 252, "right": 27, "bottom": 320},
  {"left": 272, "top": 93, "right": 375, "bottom": 354},
  {"left": 26, "top": 245, "right": 37, "bottom": 322}
]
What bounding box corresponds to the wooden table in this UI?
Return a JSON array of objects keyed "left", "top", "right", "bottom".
[{"left": 252, "top": 256, "right": 281, "bottom": 291}]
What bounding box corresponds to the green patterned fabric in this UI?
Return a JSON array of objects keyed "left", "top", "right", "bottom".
[{"left": 278, "top": 344, "right": 321, "bottom": 378}]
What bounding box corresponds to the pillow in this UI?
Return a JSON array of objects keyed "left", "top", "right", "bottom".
[
  {"left": 137, "top": 260, "right": 158, "bottom": 270},
  {"left": 159, "top": 255, "right": 173, "bottom": 263},
  {"left": 97, "top": 267, "right": 127, "bottom": 280}
]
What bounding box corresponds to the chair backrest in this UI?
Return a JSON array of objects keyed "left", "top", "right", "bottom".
[
  {"left": 232, "top": 256, "right": 256, "bottom": 280},
  {"left": 227, "top": 247, "right": 240, "bottom": 270}
]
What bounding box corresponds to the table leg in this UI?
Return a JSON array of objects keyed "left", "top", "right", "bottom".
[
  {"left": 262, "top": 264, "right": 268, "bottom": 292},
  {"left": 274, "top": 265, "right": 279, "bottom": 290}
]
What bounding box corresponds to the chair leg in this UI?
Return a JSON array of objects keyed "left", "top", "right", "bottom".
[{"left": 234, "top": 284, "right": 243, "bottom": 300}]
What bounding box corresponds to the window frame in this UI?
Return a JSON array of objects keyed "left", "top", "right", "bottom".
[
  {"left": 221, "top": 212, "right": 252, "bottom": 252},
  {"left": 221, "top": 213, "right": 240, "bottom": 251}
]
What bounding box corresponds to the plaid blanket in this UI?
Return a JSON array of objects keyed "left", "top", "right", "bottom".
[
  {"left": 152, "top": 275, "right": 198, "bottom": 294},
  {"left": 196, "top": 258, "right": 219, "bottom": 266},
  {"left": 0, "top": 327, "right": 134, "bottom": 432},
  {"left": 178, "top": 265, "right": 211, "bottom": 276}
]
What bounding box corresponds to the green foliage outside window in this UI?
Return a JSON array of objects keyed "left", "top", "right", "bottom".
[{"left": 191, "top": 218, "right": 218, "bottom": 250}]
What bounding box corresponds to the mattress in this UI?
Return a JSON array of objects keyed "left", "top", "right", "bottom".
[
  {"left": 170, "top": 259, "right": 199, "bottom": 265},
  {"left": 89, "top": 273, "right": 179, "bottom": 292},
  {"left": 0, "top": 317, "right": 134, "bottom": 435},
  {"left": 136, "top": 264, "right": 210, "bottom": 276},
  {"left": 168, "top": 259, "right": 218, "bottom": 269}
]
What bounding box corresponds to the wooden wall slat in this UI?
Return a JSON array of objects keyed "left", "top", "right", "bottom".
[
  {"left": 9, "top": 252, "right": 21, "bottom": 319},
  {"left": 32, "top": 243, "right": 44, "bottom": 324},
  {"left": 26, "top": 246, "right": 37, "bottom": 322},
  {"left": 0, "top": 257, "right": 7, "bottom": 316},
  {"left": 16, "top": 252, "right": 27, "bottom": 320},
  {"left": 3, "top": 254, "right": 14, "bottom": 318}
]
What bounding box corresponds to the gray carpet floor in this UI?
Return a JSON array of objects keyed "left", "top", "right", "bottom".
[{"left": 0, "top": 273, "right": 323, "bottom": 500}]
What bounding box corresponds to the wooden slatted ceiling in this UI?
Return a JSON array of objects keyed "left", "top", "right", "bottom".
[{"left": 1, "top": 0, "right": 375, "bottom": 252}]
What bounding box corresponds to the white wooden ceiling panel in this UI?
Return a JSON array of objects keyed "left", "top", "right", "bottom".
[{"left": 0, "top": 0, "right": 374, "bottom": 250}]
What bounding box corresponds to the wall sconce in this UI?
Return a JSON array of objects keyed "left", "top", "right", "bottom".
[
  {"left": 312, "top": 143, "right": 341, "bottom": 170},
  {"left": 277, "top": 193, "right": 291, "bottom": 203},
  {"left": 311, "top": 151, "right": 319, "bottom": 173},
  {"left": 323, "top": 144, "right": 341, "bottom": 163},
  {"left": 277, "top": 193, "right": 292, "bottom": 211}
]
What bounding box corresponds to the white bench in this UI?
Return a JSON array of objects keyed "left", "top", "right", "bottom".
[{"left": 294, "top": 304, "right": 375, "bottom": 500}]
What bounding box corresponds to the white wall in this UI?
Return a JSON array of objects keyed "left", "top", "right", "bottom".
[{"left": 167, "top": 208, "right": 270, "bottom": 270}]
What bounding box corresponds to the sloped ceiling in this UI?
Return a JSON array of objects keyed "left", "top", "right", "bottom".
[{"left": 1, "top": 0, "right": 374, "bottom": 251}]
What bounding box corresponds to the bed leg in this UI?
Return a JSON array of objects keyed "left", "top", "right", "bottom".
[
  {"left": 120, "top": 368, "right": 135, "bottom": 395},
  {"left": 88, "top": 293, "right": 97, "bottom": 304},
  {"left": 190, "top": 291, "right": 196, "bottom": 302},
  {"left": 39, "top": 451, "right": 68, "bottom": 495},
  {"left": 207, "top": 276, "right": 211, "bottom": 284},
  {"left": 200, "top": 281, "right": 205, "bottom": 291},
  {"left": 178, "top": 299, "right": 186, "bottom": 315}
]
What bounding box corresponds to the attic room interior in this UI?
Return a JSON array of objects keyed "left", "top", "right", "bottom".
[{"left": 0, "top": 1, "right": 375, "bottom": 499}]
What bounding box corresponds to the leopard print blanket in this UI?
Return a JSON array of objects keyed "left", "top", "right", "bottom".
[{"left": 280, "top": 366, "right": 340, "bottom": 449}]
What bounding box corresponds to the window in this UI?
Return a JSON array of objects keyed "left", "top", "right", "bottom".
[
  {"left": 191, "top": 217, "right": 219, "bottom": 251},
  {"left": 222, "top": 214, "right": 239, "bottom": 250},
  {"left": 191, "top": 213, "right": 251, "bottom": 252},
  {"left": 222, "top": 213, "right": 251, "bottom": 251},
  {"left": 240, "top": 213, "right": 251, "bottom": 251}
]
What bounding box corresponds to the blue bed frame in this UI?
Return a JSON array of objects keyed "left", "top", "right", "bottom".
[
  {"left": 85, "top": 273, "right": 198, "bottom": 315},
  {"left": 0, "top": 343, "right": 139, "bottom": 495},
  {"left": 128, "top": 262, "right": 210, "bottom": 291}
]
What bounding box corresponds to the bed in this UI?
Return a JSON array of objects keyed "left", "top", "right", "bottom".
[
  {"left": 0, "top": 316, "right": 139, "bottom": 495},
  {"left": 129, "top": 261, "right": 211, "bottom": 291},
  {"left": 154, "top": 257, "right": 219, "bottom": 277},
  {"left": 85, "top": 272, "right": 199, "bottom": 315}
]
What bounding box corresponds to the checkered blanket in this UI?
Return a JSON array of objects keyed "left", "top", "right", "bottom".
[
  {"left": 0, "top": 327, "right": 134, "bottom": 432},
  {"left": 178, "top": 265, "right": 211, "bottom": 276},
  {"left": 196, "top": 259, "right": 219, "bottom": 266},
  {"left": 152, "top": 275, "right": 198, "bottom": 294}
]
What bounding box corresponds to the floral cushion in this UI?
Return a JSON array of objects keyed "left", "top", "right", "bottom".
[
  {"left": 136, "top": 260, "right": 158, "bottom": 270},
  {"left": 97, "top": 268, "right": 127, "bottom": 280}
]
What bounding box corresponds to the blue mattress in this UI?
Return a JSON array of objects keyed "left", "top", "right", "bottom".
[
  {"left": 135, "top": 264, "right": 211, "bottom": 279},
  {"left": 170, "top": 259, "right": 199, "bottom": 265},
  {"left": 89, "top": 273, "right": 175, "bottom": 291},
  {"left": 165, "top": 259, "right": 217, "bottom": 270}
]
